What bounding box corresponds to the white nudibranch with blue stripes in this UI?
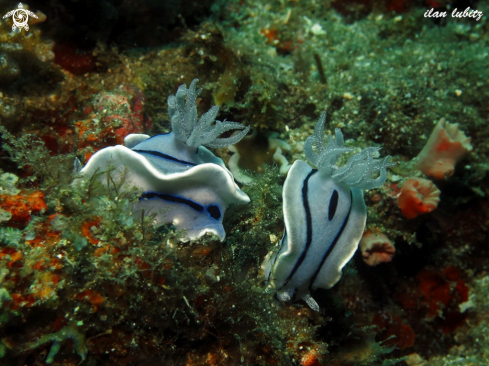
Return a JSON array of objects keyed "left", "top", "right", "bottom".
[
  {"left": 76, "top": 79, "right": 250, "bottom": 241},
  {"left": 262, "top": 111, "right": 396, "bottom": 311}
]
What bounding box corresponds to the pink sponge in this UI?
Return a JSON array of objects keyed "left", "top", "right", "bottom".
[
  {"left": 398, "top": 177, "right": 440, "bottom": 219},
  {"left": 359, "top": 229, "right": 395, "bottom": 266},
  {"left": 416, "top": 118, "right": 472, "bottom": 179}
]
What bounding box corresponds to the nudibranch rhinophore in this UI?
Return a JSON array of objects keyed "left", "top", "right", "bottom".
[
  {"left": 262, "top": 112, "right": 396, "bottom": 311},
  {"left": 76, "top": 79, "right": 250, "bottom": 241}
]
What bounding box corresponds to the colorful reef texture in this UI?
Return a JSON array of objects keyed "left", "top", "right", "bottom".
[{"left": 1, "top": 0, "right": 489, "bottom": 365}]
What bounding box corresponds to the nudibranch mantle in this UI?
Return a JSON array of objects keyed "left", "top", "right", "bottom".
[
  {"left": 76, "top": 79, "right": 250, "bottom": 241},
  {"left": 263, "top": 112, "right": 395, "bottom": 311}
]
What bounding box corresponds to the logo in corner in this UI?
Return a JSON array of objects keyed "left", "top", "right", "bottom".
[{"left": 3, "top": 3, "right": 38, "bottom": 31}]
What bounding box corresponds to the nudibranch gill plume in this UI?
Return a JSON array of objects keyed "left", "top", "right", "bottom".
[
  {"left": 263, "top": 111, "right": 396, "bottom": 311},
  {"left": 76, "top": 79, "right": 250, "bottom": 241}
]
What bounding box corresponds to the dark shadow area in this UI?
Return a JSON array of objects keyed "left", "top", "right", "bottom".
[
  {"left": 0, "top": 48, "right": 63, "bottom": 96},
  {"left": 18, "top": 0, "right": 216, "bottom": 49}
]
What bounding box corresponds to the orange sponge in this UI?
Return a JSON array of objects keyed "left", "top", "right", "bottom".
[
  {"left": 416, "top": 118, "right": 472, "bottom": 179},
  {"left": 0, "top": 191, "right": 47, "bottom": 227},
  {"left": 398, "top": 177, "right": 440, "bottom": 219}
]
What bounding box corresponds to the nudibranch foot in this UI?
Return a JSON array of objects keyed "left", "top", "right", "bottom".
[
  {"left": 276, "top": 291, "right": 292, "bottom": 303},
  {"left": 272, "top": 289, "right": 319, "bottom": 312},
  {"left": 303, "top": 294, "right": 320, "bottom": 312}
]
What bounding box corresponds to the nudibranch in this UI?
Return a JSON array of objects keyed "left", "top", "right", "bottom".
[
  {"left": 263, "top": 112, "right": 395, "bottom": 311},
  {"left": 76, "top": 79, "right": 250, "bottom": 241}
]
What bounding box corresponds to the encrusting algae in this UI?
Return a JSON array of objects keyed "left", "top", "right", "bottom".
[{"left": 0, "top": 0, "right": 489, "bottom": 365}]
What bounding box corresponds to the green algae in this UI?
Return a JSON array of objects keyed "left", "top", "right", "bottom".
[
  {"left": 0, "top": 227, "right": 22, "bottom": 247},
  {"left": 27, "top": 324, "right": 87, "bottom": 364}
]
